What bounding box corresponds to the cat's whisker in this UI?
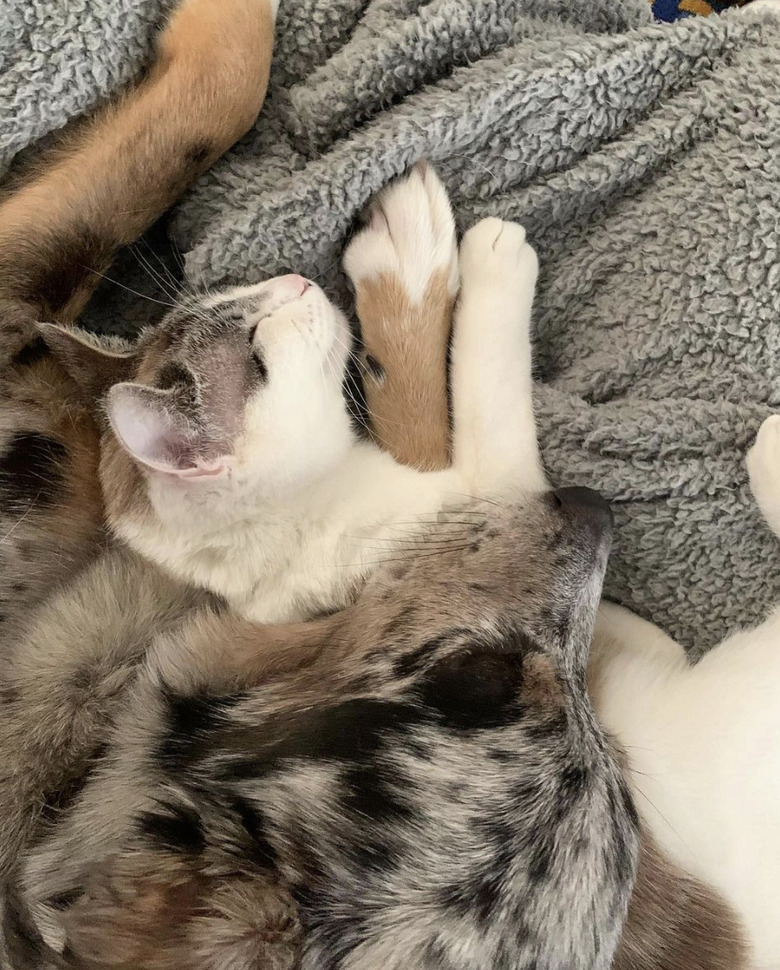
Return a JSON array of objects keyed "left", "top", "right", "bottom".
[
  {"left": 343, "top": 536, "right": 478, "bottom": 550},
  {"left": 0, "top": 503, "right": 36, "bottom": 545},
  {"left": 140, "top": 235, "right": 183, "bottom": 290},
  {"left": 80, "top": 265, "right": 178, "bottom": 309},
  {"left": 628, "top": 781, "right": 692, "bottom": 853},
  {"left": 331, "top": 544, "right": 476, "bottom": 569},
  {"left": 130, "top": 243, "right": 182, "bottom": 303}
]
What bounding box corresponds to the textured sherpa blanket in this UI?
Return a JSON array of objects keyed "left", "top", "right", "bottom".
[{"left": 2, "top": 0, "right": 780, "bottom": 651}]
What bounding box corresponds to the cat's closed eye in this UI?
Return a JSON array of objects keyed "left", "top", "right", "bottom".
[
  {"left": 247, "top": 325, "right": 269, "bottom": 383},
  {"left": 251, "top": 349, "right": 268, "bottom": 383}
]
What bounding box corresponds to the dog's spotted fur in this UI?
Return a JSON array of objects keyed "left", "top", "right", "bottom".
[{"left": 11, "top": 496, "right": 638, "bottom": 970}]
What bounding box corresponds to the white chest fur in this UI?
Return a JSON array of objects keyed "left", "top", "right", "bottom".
[{"left": 119, "top": 443, "right": 464, "bottom": 623}]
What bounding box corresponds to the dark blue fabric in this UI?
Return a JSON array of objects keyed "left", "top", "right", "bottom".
[{"left": 652, "top": 0, "right": 744, "bottom": 22}]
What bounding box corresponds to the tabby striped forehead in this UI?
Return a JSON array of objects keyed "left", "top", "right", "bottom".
[{"left": 147, "top": 290, "right": 272, "bottom": 357}]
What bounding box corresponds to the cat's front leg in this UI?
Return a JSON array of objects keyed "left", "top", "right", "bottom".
[
  {"left": 747, "top": 414, "right": 780, "bottom": 538},
  {"left": 451, "top": 217, "right": 547, "bottom": 494},
  {"left": 343, "top": 162, "right": 458, "bottom": 472}
]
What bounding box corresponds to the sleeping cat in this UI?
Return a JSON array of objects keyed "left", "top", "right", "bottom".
[{"left": 40, "top": 164, "right": 545, "bottom": 624}]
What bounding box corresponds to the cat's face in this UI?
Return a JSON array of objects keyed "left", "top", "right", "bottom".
[{"left": 41, "top": 275, "right": 354, "bottom": 498}]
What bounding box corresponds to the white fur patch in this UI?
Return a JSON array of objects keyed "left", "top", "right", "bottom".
[
  {"left": 742, "top": 0, "right": 780, "bottom": 13},
  {"left": 747, "top": 413, "right": 780, "bottom": 535},
  {"left": 343, "top": 163, "right": 459, "bottom": 302}
]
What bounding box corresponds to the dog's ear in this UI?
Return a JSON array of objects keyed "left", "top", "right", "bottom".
[{"left": 37, "top": 322, "right": 138, "bottom": 403}]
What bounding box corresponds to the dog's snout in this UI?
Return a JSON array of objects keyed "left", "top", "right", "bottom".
[{"left": 552, "top": 486, "right": 614, "bottom": 530}]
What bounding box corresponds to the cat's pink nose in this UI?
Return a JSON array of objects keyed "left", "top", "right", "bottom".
[{"left": 277, "top": 273, "right": 309, "bottom": 296}]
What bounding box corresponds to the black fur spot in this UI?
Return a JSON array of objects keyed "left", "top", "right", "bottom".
[
  {"left": 45, "top": 889, "right": 83, "bottom": 912},
  {"left": 559, "top": 765, "right": 588, "bottom": 801},
  {"left": 475, "top": 874, "right": 506, "bottom": 923},
  {"left": 527, "top": 837, "right": 553, "bottom": 884},
  {"left": 229, "top": 794, "right": 278, "bottom": 869},
  {"left": 487, "top": 746, "right": 517, "bottom": 763},
  {"left": 0, "top": 683, "right": 19, "bottom": 704},
  {"left": 157, "top": 362, "right": 195, "bottom": 391},
  {"left": 156, "top": 689, "right": 247, "bottom": 772},
  {"left": 343, "top": 761, "right": 413, "bottom": 825},
  {"left": 454, "top": 869, "right": 505, "bottom": 924},
  {"left": 0, "top": 432, "right": 66, "bottom": 509},
  {"left": 551, "top": 607, "right": 572, "bottom": 642},
  {"left": 381, "top": 605, "right": 415, "bottom": 640},
  {"left": 441, "top": 838, "right": 515, "bottom": 924},
  {"left": 416, "top": 646, "right": 524, "bottom": 730},
  {"left": 524, "top": 711, "right": 567, "bottom": 743},
  {"left": 186, "top": 141, "right": 213, "bottom": 167},
  {"left": 11, "top": 337, "right": 50, "bottom": 367},
  {"left": 139, "top": 800, "right": 206, "bottom": 855},
  {"left": 608, "top": 781, "right": 640, "bottom": 878},
  {"left": 213, "top": 698, "right": 422, "bottom": 783},
  {"left": 392, "top": 627, "right": 472, "bottom": 679}
]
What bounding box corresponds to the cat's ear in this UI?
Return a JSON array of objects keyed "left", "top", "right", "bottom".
[
  {"left": 37, "top": 322, "right": 138, "bottom": 403},
  {"left": 106, "top": 383, "right": 230, "bottom": 480}
]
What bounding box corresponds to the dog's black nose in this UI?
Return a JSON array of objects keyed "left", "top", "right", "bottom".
[{"left": 552, "top": 486, "right": 614, "bottom": 529}]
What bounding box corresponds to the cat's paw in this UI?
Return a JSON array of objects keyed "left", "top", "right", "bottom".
[
  {"left": 747, "top": 415, "right": 780, "bottom": 533},
  {"left": 343, "top": 161, "right": 459, "bottom": 307},
  {"left": 459, "top": 217, "right": 538, "bottom": 298}
]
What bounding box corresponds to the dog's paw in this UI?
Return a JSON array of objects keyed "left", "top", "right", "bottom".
[
  {"left": 343, "top": 161, "right": 458, "bottom": 303},
  {"left": 459, "top": 217, "right": 538, "bottom": 298},
  {"left": 747, "top": 415, "right": 780, "bottom": 522}
]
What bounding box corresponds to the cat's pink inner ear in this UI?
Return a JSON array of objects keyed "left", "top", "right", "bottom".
[{"left": 106, "top": 383, "right": 202, "bottom": 476}]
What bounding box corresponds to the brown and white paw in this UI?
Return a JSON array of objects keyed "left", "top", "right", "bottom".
[
  {"left": 459, "top": 217, "right": 538, "bottom": 299},
  {"left": 343, "top": 161, "right": 459, "bottom": 306}
]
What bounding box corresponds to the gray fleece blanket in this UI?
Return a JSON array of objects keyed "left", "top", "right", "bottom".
[{"left": 2, "top": 0, "right": 780, "bottom": 651}]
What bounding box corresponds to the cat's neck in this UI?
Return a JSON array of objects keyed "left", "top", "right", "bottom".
[{"left": 114, "top": 437, "right": 461, "bottom": 623}]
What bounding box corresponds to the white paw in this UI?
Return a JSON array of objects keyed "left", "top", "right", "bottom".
[
  {"left": 343, "top": 162, "right": 459, "bottom": 301},
  {"left": 747, "top": 415, "right": 780, "bottom": 510},
  {"left": 459, "top": 217, "right": 538, "bottom": 296},
  {"left": 740, "top": 0, "right": 780, "bottom": 15}
]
